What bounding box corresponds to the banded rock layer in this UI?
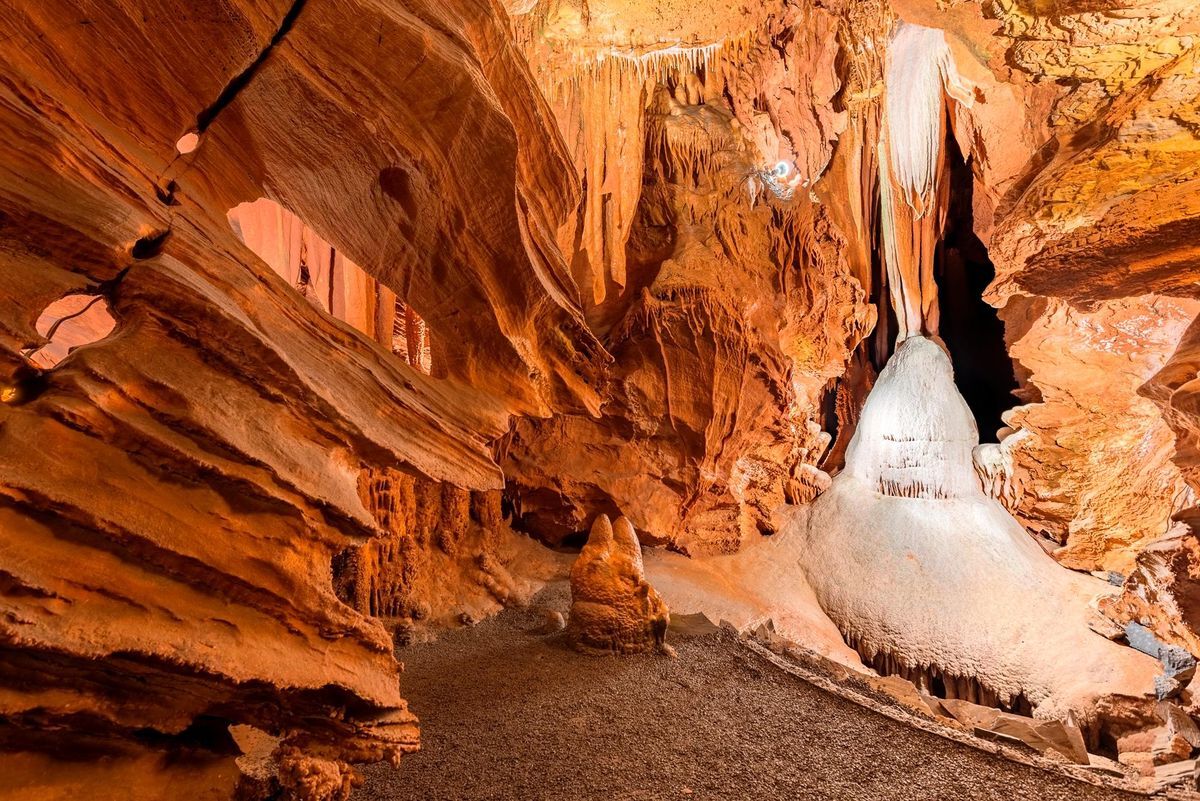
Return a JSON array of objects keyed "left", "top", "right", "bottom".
[{"left": 0, "top": 0, "right": 600, "bottom": 796}]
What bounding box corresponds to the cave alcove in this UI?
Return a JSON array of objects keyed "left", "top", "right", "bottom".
[{"left": 934, "top": 133, "right": 1019, "bottom": 443}]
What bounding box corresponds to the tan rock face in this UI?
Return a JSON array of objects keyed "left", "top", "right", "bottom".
[
  {"left": 503, "top": 31, "right": 874, "bottom": 553},
  {"left": 998, "top": 295, "right": 1200, "bottom": 571},
  {"left": 568, "top": 515, "right": 670, "bottom": 653},
  {"left": 335, "top": 469, "right": 561, "bottom": 631},
  {"left": 0, "top": 0, "right": 602, "bottom": 792},
  {"left": 1102, "top": 531, "right": 1200, "bottom": 657}
]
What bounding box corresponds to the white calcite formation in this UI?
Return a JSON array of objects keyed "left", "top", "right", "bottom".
[
  {"left": 883, "top": 23, "right": 970, "bottom": 214},
  {"left": 878, "top": 22, "right": 974, "bottom": 341},
  {"left": 798, "top": 337, "right": 1158, "bottom": 723}
]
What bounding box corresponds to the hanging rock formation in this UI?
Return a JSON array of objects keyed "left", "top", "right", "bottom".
[
  {"left": 878, "top": 21, "right": 972, "bottom": 340},
  {"left": 568, "top": 515, "right": 670, "bottom": 654},
  {"left": 503, "top": 6, "right": 875, "bottom": 553}
]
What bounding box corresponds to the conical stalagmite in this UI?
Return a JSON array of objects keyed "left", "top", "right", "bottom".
[
  {"left": 797, "top": 337, "right": 1159, "bottom": 723},
  {"left": 568, "top": 515, "right": 670, "bottom": 654}
]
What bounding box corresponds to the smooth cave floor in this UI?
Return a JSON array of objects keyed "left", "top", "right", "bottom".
[{"left": 355, "top": 584, "right": 1139, "bottom": 801}]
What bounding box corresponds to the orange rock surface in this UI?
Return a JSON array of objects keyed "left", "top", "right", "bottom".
[
  {"left": 568, "top": 514, "right": 670, "bottom": 653},
  {"left": 3, "top": 0, "right": 1200, "bottom": 795}
]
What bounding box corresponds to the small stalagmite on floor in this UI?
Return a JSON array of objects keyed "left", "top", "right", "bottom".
[{"left": 568, "top": 515, "right": 671, "bottom": 654}]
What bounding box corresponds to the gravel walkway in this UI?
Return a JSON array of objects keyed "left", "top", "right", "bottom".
[{"left": 356, "top": 586, "right": 1141, "bottom": 801}]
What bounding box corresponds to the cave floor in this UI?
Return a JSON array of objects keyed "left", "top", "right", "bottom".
[{"left": 355, "top": 584, "right": 1141, "bottom": 801}]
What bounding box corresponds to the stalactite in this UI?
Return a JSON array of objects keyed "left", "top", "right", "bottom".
[
  {"left": 878, "top": 22, "right": 972, "bottom": 341},
  {"left": 645, "top": 92, "right": 737, "bottom": 191},
  {"left": 516, "top": 26, "right": 761, "bottom": 305},
  {"left": 548, "top": 59, "right": 652, "bottom": 303},
  {"left": 845, "top": 631, "right": 1035, "bottom": 715}
]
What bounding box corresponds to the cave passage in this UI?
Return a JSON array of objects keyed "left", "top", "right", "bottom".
[{"left": 934, "top": 134, "right": 1019, "bottom": 443}]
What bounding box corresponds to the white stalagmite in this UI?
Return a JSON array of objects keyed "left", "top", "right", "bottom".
[
  {"left": 796, "top": 338, "right": 1158, "bottom": 722},
  {"left": 842, "top": 334, "right": 979, "bottom": 500}
]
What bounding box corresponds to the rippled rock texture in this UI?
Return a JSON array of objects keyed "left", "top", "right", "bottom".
[
  {"left": 0, "top": 0, "right": 600, "bottom": 796},
  {"left": 4, "top": 0, "right": 1200, "bottom": 796}
]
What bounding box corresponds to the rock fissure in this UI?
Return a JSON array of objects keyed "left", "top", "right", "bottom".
[{"left": 193, "top": 0, "right": 310, "bottom": 136}]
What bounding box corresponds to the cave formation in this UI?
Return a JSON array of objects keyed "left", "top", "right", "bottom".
[{"left": 3, "top": 0, "right": 1200, "bottom": 799}]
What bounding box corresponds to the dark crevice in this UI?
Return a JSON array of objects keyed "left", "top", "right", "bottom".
[
  {"left": 380, "top": 166, "right": 418, "bottom": 218},
  {"left": 819, "top": 378, "right": 839, "bottom": 451},
  {"left": 935, "top": 133, "right": 1019, "bottom": 444},
  {"left": 868, "top": 174, "right": 896, "bottom": 372},
  {"left": 154, "top": 180, "right": 180, "bottom": 207},
  {"left": 194, "top": 0, "right": 309, "bottom": 134},
  {"left": 131, "top": 229, "right": 171, "bottom": 260},
  {"left": 1, "top": 364, "right": 48, "bottom": 405}
]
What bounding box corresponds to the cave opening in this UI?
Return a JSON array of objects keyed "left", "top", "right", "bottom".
[
  {"left": 934, "top": 133, "right": 1019, "bottom": 444},
  {"left": 27, "top": 292, "right": 117, "bottom": 370},
  {"left": 227, "top": 197, "right": 434, "bottom": 374}
]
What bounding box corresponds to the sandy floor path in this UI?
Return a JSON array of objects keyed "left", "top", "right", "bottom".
[{"left": 356, "top": 587, "right": 1141, "bottom": 801}]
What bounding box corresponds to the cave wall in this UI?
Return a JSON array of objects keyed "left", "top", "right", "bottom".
[
  {"left": 0, "top": 0, "right": 601, "bottom": 794},
  {"left": 502, "top": 0, "right": 877, "bottom": 554}
]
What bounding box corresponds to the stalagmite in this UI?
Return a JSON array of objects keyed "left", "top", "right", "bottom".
[
  {"left": 797, "top": 337, "right": 1159, "bottom": 721},
  {"left": 568, "top": 515, "right": 670, "bottom": 654},
  {"left": 7, "top": 0, "right": 1200, "bottom": 794}
]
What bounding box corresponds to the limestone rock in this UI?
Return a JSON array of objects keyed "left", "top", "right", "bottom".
[
  {"left": 1118, "top": 751, "right": 1157, "bottom": 778},
  {"left": 1160, "top": 701, "right": 1200, "bottom": 749},
  {"left": 503, "top": 76, "right": 873, "bottom": 555},
  {"left": 0, "top": 0, "right": 603, "bottom": 791},
  {"left": 799, "top": 337, "right": 1159, "bottom": 724},
  {"left": 1103, "top": 532, "right": 1200, "bottom": 658},
  {"left": 1152, "top": 758, "right": 1200, "bottom": 792},
  {"left": 1087, "top": 607, "right": 1125, "bottom": 641},
  {"left": 641, "top": 507, "right": 864, "bottom": 668},
  {"left": 529, "top": 608, "right": 567, "bottom": 636},
  {"left": 568, "top": 515, "right": 670, "bottom": 654},
  {"left": 1153, "top": 731, "right": 1194, "bottom": 765},
  {"left": 938, "top": 698, "right": 1089, "bottom": 764}
]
